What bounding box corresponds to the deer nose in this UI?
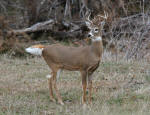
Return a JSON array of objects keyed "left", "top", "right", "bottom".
[{"left": 88, "top": 34, "right": 92, "bottom": 38}]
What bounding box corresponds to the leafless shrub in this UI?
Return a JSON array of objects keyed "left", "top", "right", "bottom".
[
  {"left": 106, "top": 12, "right": 150, "bottom": 60},
  {"left": 0, "top": 15, "right": 30, "bottom": 57},
  {"left": 99, "top": 0, "right": 150, "bottom": 60}
]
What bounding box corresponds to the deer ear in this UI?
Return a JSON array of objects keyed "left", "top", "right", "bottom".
[
  {"left": 101, "top": 21, "right": 105, "bottom": 26},
  {"left": 100, "top": 21, "right": 105, "bottom": 29},
  {"left": 85, "top": 21, "right": 92, "bottom": 29}
]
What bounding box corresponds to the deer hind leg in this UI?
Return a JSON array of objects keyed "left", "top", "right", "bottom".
[
  {"left": 52, "top": 70, "right": 64, "bottom": 105},
  {"left": 48, "top": 75, "right": 56, "bottom": 102},
  {"left": 81, "top": 71, "right": 87, "bottom": 105},
  {"left": 46, "top": 68, "right": 55, "bottom": 102}
]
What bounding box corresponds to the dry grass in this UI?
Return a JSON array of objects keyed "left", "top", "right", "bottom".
[{"left": 0, "top": 53, "right": 150, "bottom": 115}]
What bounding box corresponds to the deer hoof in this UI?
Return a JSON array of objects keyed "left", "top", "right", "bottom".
[
  {"left": 50, "top": 98, "right": 56, "bottom": 102},
  {"left": 82, "top": 103, "right": 87, "bottom": 110},
  {"left": 88, "top": 100, "right": 92, "bottom": 105},
  {"left": 58, "top": 101, "right": 64, "bottom": 105}
]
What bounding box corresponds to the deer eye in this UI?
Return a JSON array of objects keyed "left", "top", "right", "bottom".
[{"left": 94, "top": 28, "right": 98, "bottom": 32}]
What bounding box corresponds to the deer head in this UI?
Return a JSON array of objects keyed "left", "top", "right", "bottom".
[{"left": 85, "top": 11, "right": 108, "bottom": 41}]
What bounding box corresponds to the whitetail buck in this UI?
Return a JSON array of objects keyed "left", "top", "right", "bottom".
[{"left": 25, "top": 12, "right": 108, "bottom": 105}]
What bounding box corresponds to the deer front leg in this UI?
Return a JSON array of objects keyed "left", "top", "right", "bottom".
[
  {"left": 53, "top": 71, "right": 64, "bottom": 105},
  {"left": 81, "top": 71, "right": 87, "bottom": 105},
  {"left": 88, "top": 80, "right": 92, "bottom": 104},
  {"left": 88, "top": 73, "right": 94, "bottom": 104}
]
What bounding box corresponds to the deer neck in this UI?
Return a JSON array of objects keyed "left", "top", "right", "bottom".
[{"left": 91, "top": 36, "right": 103, "bottom": 58}]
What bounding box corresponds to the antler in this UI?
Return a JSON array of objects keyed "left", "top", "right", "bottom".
[
  {"left": 85, "top": 10, "right": 108, "bottom": 26},
  {"left": 85, "top": 11, "right": 92, "bottom": 23},
  {"left": 98, "top": 11, "right": 108, "bottom": 19},
  {"left": 92, "top": 11, "right": 108, "bottom": 25}
]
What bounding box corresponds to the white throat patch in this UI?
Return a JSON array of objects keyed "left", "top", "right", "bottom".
[{"left": 92, "top": 36, "right": 102, "bottom": 42}]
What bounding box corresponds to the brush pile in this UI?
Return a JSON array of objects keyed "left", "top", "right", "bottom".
[{"left": 0, "top": 16, "right": 29, "bottom": 57}]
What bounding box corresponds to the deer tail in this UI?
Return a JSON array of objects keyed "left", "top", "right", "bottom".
[{"left": 25, "top": 44, "right": 45, "bottom": 56}]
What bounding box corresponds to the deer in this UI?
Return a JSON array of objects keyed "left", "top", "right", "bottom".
[{"left": 25, "top": 11, "right": 108, "bottom": 105}]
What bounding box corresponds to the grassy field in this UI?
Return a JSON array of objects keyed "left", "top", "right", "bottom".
[{"left": 0, "top": 53, "right": 150, "bottom": 115}]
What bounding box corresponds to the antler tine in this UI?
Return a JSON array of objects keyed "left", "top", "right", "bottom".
[
  {"left": 104, "top": 11, "right": 108, "bottom": 19},
  {"left": 98, "top": 11, "right": 108, "bottom": 19},
  {"left": 92, "top": 16, "right": 96, "bottom": 22},
  {"left": 87, "top": 12, "right": 91, "bottom": 21},
  {"left": 85, "top": 11, "right": 92, "bottom": 23}
]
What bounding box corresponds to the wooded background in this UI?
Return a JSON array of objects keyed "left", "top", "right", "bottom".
[{"left": 0, "top": 0, "right": 150, "bottom": 60}]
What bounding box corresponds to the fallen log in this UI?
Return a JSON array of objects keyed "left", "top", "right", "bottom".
[
  {"left": 11, "top": 18, "right": 87, "bottom": 40},
  {"left": 13, "top": 19, "right": 54, "bottom": 34}
]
